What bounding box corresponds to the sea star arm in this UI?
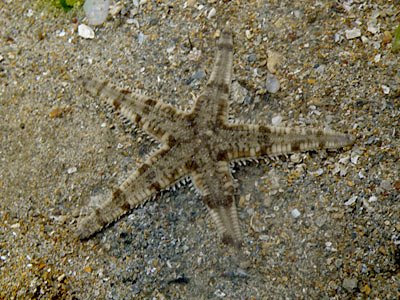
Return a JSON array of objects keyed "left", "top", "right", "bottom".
[
  {"left": 82, "top": 78, "right": 187, "bottom": 140},
  {"left": 76, "top": 136, "right": 189, "bottom": 240},
  {"left": 217, "top": 123, "right": 355, "bottom": 160},
  {"left": 191, "top": 161, "right": 242, "bottom": 248},
  {"left": 192, "top": 27, "right": 233, "bottom": 122}
]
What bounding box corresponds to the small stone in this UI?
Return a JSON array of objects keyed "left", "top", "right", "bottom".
[
  {"left": 109, "top": 2, "right": 123, "bottom": 17},
  {"left": 291, "top": 208, "right": 301, "bottom": 218},
  {"left": 191, "top": 70, "right": 206, "bottom": 81},
  {"left": 83, "top": 266, "right": 92, "bottom": 273},
  {"left": 271, "top": 115, "right": 282, "bottom": 126},
  {"left": 245, "top": 29, "right": 252, "bottom": 39},
  {"left": 265, "top": 73, "right": 280, "bottom": 94},
  {"left": 26, "top": 9, "right": 34, "bottom": 17},
  {"left": 315, "top": 215, "right": 326, "bottom": 227},
  {"left": 267, "top": 50, "right": 283, "bottom": 73},
  {"left": 381, "top": 85, "right": 390, "bottom": 94},
  {"left": 231, "top": 81, "right": 248, "bottom": 104},
  {"left": 311, "top": 168, "right": 324, "bottom": 176},
  {"left": 57, "top": 274, "right": 66, "bottom": 282},
  {"left": 345, "top": 28, "right": 361, "bottom": 40},
  {"left": 361, "top": 36, "right": 369, "bottom": 43},
  {"left": 334, "top": 33, "right": 342, "bottom": 43},
  {"left": 380, "top": 180, "right": 391, "bottom": 191},
  {"left": 138, "top": 32, "right": 146, "bottom": 44},
  {"left": 343, "top": 278, "right": 358, "bottom": 292},
  {"left": 10, "top": 223, "right": 20, "bottom": 229},
  {"left": 350, "top": 152, "right": 360, "bottom": 164},
  {"left": 344, "top": 195, "right": 357, "bottom": 206},
  {"left": 361, "top": 284, "right": 371, "bottom": 295},
  {"left": 78, "top": 24, "right": 95, "bottom": 39},
  {"left": 382, "top": 31, "right": 392, "bottom": 44},
  {"left": 367, "top": 21, "right": 379, "bottom": 34},
  {"left": 67, "top": 167, "right": 77, "bottom": 174},
  {"left": 368, "top": 195, "right": 377, "bottom": 202},
  {"left": 49, "top": 107, "right": 63, "bottom": 119},
  {"left": 207, "top": 8, "right": 216, "bottom": 19}
]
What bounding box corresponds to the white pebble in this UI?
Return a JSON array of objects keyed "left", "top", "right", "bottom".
[
  {"left": 138, "top": 32, "right": 146, "bottom": 44},
  {"left": 84, "top": 0, "right": 110, "bottom": 26},
  {"left": 266, "top": 73, "right": 280, "bottom": 93},
  {"left": 344, "top": 195, "right": 357, "bottom": 206},
  {"left": 245, "top": 29, "right": 252, "bottom": 39},
  {"left": 291, "top": 208, "right": 301, "bottom": 218},
  {"left": 207, "top": 8, "right": 216, "bottom": 19},
  {"left": 368, "top": 195, "right": 377, "bottom": 202},
  {"left": 367, "top": 21, "right": 379, "bottom": 34},
  {"left": 381, "top": 85, "right": 390, "bottom": 95},
  {"left": 78, "top": 24, "right": 95, "bottom": 39},
  {"left": 350, "top": 153, "right": 360, "bottom": 164},
  {"left": 311, "top": 168, "right": 324, "bottom": 176},
  {"left": 271, "top": 115, "right": 282, "bottom": 126},
  {"left": 345, "top": 28, "right": 361, "bottom": 40},
  {"left": 109, "top": 2, "right": 123, "bottom": 17},
  {"left": 361, "top": 36, "right": 369, "bottom": 43},
  {"left": 67, "top": 167, "right": 77, "bottom": 174}
]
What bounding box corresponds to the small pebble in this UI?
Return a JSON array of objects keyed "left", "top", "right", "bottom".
[
  {"left": 109, "top": 2, "right": 123, "bottom": 17},
  {"left": 311, "top": 168, "right": 324, "bottom": 176},
  {"left": 350, "top": 152, "right": 360, "bottom": 164},
  {"left": 138, "top": 32, "right": 146, "bottom": 44},
  {"left": 291, "top": 208, "right": 301, "bottom": 218},
  {"left": 67, "top": 167, "right": 77, "bottom": 174},
  {"left": 207, "top": 8, "right": 216, "bottom": 19},
  {"left": 343, "top": 278, "right": 358, "bottom": 292},
  {"left": 10, "top": 223, "right": 20, "bottom": 229},
  {"left": 57, "top": 274, "right": 66, "bottom": 282},
  {"left": 266, "top": 73, "right": 280, "bottom": 93},
  {"left": 245, "top": 30, "right": 252, "bottom": 39},
  {"left": 267, "top": 50, "right": 283, "bottom": 73},
  {"left": 367, "top": 21, "right": 379, "bottom": 34},
  {"left": 381, "top": 85, "right": 390, "bottom": 94},
  {"left": 26, "top": 9, "right": 34, "bottom": 17},
  {"left": 344, "top": 195, "right": 357, "bottom": 206},
  {"left": 345, "top": 28, "right": 361, "bottom": 40},
  {"left": 78, "top": 24, "right": 95, "bottom": 39},
  {"left": 271, "top": 115, "right": 282, "bottom": 126}
]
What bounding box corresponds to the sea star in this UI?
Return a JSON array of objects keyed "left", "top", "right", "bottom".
[{"left": 77, "top": 27, "right": 354, "bottom": 248}]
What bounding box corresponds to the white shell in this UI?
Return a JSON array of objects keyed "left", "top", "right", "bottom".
[
  {"left": 78, "top": 24, "right": 95, "bottom": 39},
  {"left": 83, "top": 0, "right": 110, "bottom": 26}
]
